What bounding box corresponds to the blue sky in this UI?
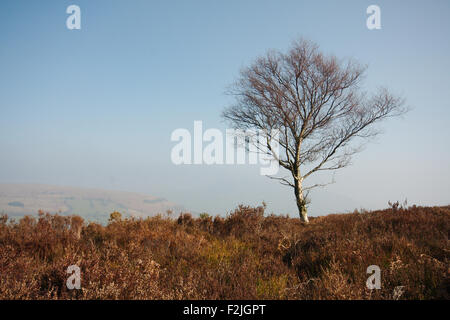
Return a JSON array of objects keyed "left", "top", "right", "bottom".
[{"left": 0, "top": 0, "right": 449, "bottom": 216}]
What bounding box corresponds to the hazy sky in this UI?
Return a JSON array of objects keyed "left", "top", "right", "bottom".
[{"left": 1, "top": 0, "right": 449, "bottom": 216}]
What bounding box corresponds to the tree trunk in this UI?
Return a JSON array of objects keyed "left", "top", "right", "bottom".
[{"left": 294, "top": 180, "right": 309, "bottom": 223}]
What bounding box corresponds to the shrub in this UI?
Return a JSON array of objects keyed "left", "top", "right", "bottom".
[{"left": 0, "top": 206, "right": 448, "bottom": 299}]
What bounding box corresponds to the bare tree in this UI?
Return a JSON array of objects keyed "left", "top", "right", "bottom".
[{"left": 222, "top": 39, "right": 407, "bottom": 223}]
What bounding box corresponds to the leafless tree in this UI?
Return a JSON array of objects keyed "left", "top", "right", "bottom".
[{"left": 222, "top": 39, "right": 407, "bottom": 223}]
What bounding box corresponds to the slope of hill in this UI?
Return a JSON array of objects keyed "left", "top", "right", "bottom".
[
  {"left": 0, "top": 204, "right": 448, "bottom": 299},
  {"left": 0, "top": 184, "right": 183, "bottom": 223}
]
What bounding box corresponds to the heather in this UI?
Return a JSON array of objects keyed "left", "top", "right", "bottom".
[{"left": 0, "top": 204, "right": 448, "bottom": 300}]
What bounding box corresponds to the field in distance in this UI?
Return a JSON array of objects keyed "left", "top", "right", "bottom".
[{"left": 0, "top": 184, "right": 183, "bottom": 223}]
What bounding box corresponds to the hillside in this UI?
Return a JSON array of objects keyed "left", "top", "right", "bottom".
[
  {"left": 0, "top": 184, "right": 183, "bottom": 223},
  {"left": 0, "top": 204, "right": 448, "bottom": 299}
]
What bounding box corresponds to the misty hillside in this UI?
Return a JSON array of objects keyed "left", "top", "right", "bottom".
[{"left": 0, "top": 184, "right": 183, "bottom": 223}]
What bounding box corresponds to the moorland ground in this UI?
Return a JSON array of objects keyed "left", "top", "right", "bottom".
[{"left": 0, "top": 204, "right": 448, "bottom": 299}]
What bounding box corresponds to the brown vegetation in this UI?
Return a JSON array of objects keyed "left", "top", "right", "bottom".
[{"left": 0, "top": 205, "right": 448, "bottom": 300}]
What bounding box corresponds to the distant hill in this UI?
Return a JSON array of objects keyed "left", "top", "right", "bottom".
[{"left": 0, "top": 184, "right": 184, "bottom": 223}]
